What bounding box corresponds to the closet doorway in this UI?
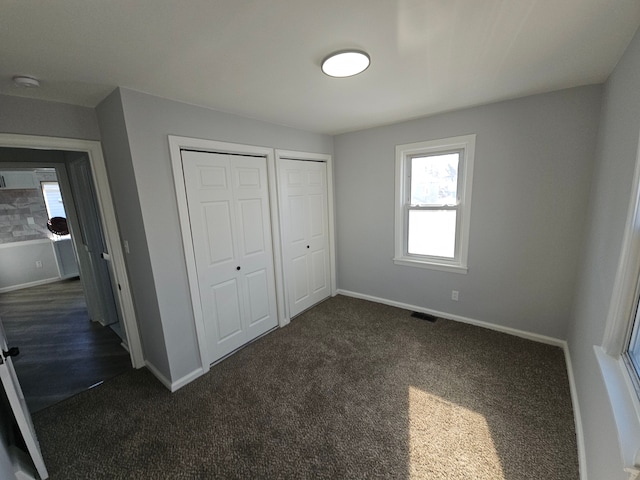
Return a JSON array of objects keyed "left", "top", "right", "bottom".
[
  {"left": 170, "top": 137, "right": 286, "bottom": 374},
  {"left": 170, "top": 138, "right": 337, "bottom": 375}
]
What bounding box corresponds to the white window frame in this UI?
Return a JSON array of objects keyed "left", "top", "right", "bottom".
[
  {"left": 597, "top": 132, "right": 640, "bottom": 479},
  {"left": 394, "top": 134, "right": 475, "bottom": 274}
]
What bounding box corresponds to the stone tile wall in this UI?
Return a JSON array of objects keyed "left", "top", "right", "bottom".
[{"left": 0, "top": 188, "right": 50, "bottom": 244}]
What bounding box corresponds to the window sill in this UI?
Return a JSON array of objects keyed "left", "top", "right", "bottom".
[
  {"left": 393, "top": 257, "right": 468, "bottom": 274},
  {"left": 594, "top": 345, "right": 640, "bottom": 477}
]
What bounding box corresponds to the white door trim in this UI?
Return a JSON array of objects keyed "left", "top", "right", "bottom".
[
  {"left": 275, "top": 149, "right": 337, "bottom": 322},
  {"left": 0, "top": 133, "right": 144, "bottom": 368},
  {"left": 168, "top": 136, "right": 285, "bottom": 374}
]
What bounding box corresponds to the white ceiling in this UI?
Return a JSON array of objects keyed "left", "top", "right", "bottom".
[{"left": 2, "top": 1, "right": 639, "bottom": 135}]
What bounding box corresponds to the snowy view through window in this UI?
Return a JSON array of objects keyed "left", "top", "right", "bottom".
[{"left": 408, "top": 153, "right": 459, "bottom": 258}]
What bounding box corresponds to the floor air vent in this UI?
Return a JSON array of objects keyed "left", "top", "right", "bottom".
[{"left": 411, "top": 312, "right": 437, "bottom": 323}]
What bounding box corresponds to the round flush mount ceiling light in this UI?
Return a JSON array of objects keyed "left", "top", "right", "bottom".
[
  {"left": 13, "top": 75, "right": 40, "bottom": 88},
  {"left": 321, "top": 50, "right": 370, "bottom": 78}
]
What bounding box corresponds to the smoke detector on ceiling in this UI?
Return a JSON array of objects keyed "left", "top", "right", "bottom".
[{"left": 12, "top": 75, "right": 40, "bottom": 88}]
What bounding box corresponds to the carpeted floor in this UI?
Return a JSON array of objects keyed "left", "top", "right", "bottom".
[{"left": 33, "top": 295, "right": 578, "bottom": 479}]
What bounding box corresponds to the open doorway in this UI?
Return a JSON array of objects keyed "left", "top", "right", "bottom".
[
  {"left": 0, "top": 279, "right": 131, "bottom": 413},
  {"left": 0, "top": 145, "right": 138, "bottom": 412}
]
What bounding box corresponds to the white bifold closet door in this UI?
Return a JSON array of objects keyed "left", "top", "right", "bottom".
[
  {"left": 182, "top": 150, "right": 278, "bottom": 365},
  {"left": 279, "top": 159, "right": 331, "bottom": 318}
]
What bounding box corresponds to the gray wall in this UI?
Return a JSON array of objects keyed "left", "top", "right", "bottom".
[
  {"left": 113, "top": 88, "right": 333, "bottom": 383},
  {"left": 0, "top": 94, "right": 100, "bottom": 141},
  {"left": 0, "top": 240, "right": 59, "bottom": 290},
  {"left": 567, "top": 28, "right": 640, "bottom": 480},
  {"left": 334, "top": 85, "right": 602, "bottom": 340},
  {"left": 95, "top": 89, "right": 170, "bottom": 378}
]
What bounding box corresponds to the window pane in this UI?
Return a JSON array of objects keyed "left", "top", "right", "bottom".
[
  {"left": 408, "top": 209, "right": 456, "bottom": 258},
  {"left": 628, "top": 297, "right": 640, "bottom": 376},
  {"left": 42, "top": 182, "right": 67, "bottom": 219},
  {"left": 410, "top": 153, "right": 459, "bottom": 205}
]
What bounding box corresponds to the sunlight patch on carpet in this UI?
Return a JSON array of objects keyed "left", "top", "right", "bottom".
[{"left": 409, "top": 386, "right": 505, "bottom": 479}]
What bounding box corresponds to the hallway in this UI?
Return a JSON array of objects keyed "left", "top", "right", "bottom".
[{"left": 0, "top": 278, "right": 131, "bottom": 412}]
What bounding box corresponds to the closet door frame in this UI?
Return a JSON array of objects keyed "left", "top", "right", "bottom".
[
  {"left": 169, "top": 136, "right": 285, "bottom": 374},
  {"left": 275, "top": 149, "right": 337, "bottom": 322}
]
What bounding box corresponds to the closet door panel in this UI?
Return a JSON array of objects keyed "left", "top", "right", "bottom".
[
  {"left": 210, "top": 279, "right": 243, "bottom": 342},
  {"left": 279, "top": 159, "right": 331, "bottom": 318},
  {"left": 182, "top": 150, "right": 277, "bottom": 364}
]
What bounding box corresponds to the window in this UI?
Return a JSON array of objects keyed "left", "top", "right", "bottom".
[
  {"left": 597, "top": 138, "right": 640, "bottom": 476},
  {"left": 394, "top": 135, "right": 475, "bottom": 273},
  {"left": 41, "top": 181, "right": 70, "bottom": 238},
  {"left": 626, "top": 296, "right": 640, "bottom": 397}
]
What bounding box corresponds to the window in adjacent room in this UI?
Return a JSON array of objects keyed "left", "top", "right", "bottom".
[
  {"left": 41, "top": 181, "right": 70, "bottom": 238},
  {"left": 625, "top": 291, "right": 640, "bottom": 396},
  {"left": 394, "top": 134, "right": 475, "bottom": 273}
]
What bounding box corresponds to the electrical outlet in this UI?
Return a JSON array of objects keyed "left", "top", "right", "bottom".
[
  {"left": 124, "top": 240, "right": 130, "bottom": 254},
  {"left": 451, "top": 290, "right": 459, "bottom": 301},
  {"left": 35, "top": 260, "right": 43, "bottom": 269}
]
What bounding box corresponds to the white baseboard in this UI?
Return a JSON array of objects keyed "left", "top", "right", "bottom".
[
  {"left": 0, "top": 238, "right": 50, "bottom": 249},
  {"left": 144, "top": 361, "right": 172, "bottom": 391},
  {"left": 336, "top": 289, "right": 565, "bottom": 347},
  {"left": 170, "top": 367, "right": 204, "bottom": 392},
  {"left": 145, "top": 360, "right": 204, "bottom": 393},
  {"left": 336, "top": 288, "right": 586, "bottom": 478},
  {"left": 0, "top": 277, "right": 61, "bottom": 293},
  {"left": 562, "top": 343, "right": 588, "bottom": 480},
  {"left": 10, "top": 445, "right": 38, "bottom": 480},
  {"left": 278, "top": 317, "right": 291, "bottom": 328}
]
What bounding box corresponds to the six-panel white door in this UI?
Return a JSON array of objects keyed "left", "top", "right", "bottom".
[
  {"left": 182, "top": 151, "right": 278, "bottom": 365},
  {"left": 278, "top": 159, "right": 331, "bottom": 318}
]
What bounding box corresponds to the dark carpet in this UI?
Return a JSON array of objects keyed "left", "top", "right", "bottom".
[{"left": 33, "top": 295, "right": 578, "bottom": 479}]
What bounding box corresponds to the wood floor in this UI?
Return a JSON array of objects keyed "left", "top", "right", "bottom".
[{"left": 0, "top": 278, "right": 131, "bottom": 412}]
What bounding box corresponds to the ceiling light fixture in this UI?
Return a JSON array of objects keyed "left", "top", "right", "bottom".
[
  {"left": 321, "top": 50, "right": 370, "bottom": 78},
  {"left": 13, "top": 75, "right": 40, "bottom": 88}
]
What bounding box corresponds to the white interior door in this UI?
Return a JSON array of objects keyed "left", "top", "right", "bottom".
[
  {"left": 279, "top": 159, "right": 331, "bottom": 318},
  {"left": 182, "top": 150, "right": 278, "bottom": 365},
  {"left": 0, "top": 317, "right": 48, "bottom": 480},
  {"left": 66, "top": 157, "right": 120, "bottom": 328}
]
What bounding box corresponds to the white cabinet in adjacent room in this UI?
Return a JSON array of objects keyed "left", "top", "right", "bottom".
[
  {"left": 0, "top": 171, "right": 37, "bottom": 189},
  {"left": 52, "top": 238, "right": 79, "bottom": 279}
]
